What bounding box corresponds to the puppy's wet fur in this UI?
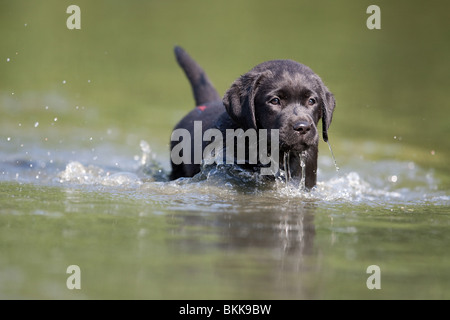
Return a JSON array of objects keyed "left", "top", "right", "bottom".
[{"left": 170, "top": 46, "right": 335, "bottom": 189}]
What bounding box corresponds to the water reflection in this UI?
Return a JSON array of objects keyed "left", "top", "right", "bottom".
[
  {"left": 157, "top": 199, "right": 318, "bottom": 298},
  {"left": 169, "top": 200, "right": 317, "bottom": 266}
]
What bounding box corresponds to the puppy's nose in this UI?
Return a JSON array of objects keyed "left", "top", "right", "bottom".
[{"left": 293, "top": 121, "right": 311, "bottom": 134}]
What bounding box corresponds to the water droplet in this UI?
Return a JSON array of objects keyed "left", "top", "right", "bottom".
[
  {"left": 326, "top": 140, "right": 340, "bottom": 173},
  {"left": 140, "top": 140, "right": 152, "bottom": 166},
  {"left": 140, "top": 140, "right": 151, "bottom": 154},
  {"left": 299, "top": 151, "right": 306, "bottom": 191},
  {"left": 34, "top": 122, "right": 39, "bottom": 128},
  {"left": 283, "top": 152, "right": 291, "bottom": 184}
]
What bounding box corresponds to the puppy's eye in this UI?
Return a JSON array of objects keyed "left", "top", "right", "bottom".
[
  {"left": 308, "top": 98, "right": 316, "bottom": 106},
  {"left": 269, "top": 98, "right": 281, "bottom": 105}
]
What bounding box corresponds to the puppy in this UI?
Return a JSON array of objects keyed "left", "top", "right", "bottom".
[{"left": 169, "top": 46, "right": 335, "bottom": 189}]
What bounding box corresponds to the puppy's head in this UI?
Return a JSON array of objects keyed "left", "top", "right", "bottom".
[{"left": 223, "top": 60, "right": 335, "bottom": 153}]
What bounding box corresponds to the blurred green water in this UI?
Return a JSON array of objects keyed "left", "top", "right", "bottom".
[
  {"left": 1, "top": 181, "right": 449, "bottom": 299},
  {"left": 1, "top": 0, "right": 449, "bottom": 300},
  {"left": 1, "top": 1, "right": 449, "bottom": 167}
]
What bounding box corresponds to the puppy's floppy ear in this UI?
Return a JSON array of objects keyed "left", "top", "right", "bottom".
[
  {"left": 320, "top": 87, "right": 336, "bottom": 142},
  {"left": 223, "top": 71, "right": 267, "bottom": 130}
]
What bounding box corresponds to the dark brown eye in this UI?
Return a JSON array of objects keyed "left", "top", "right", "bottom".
[
  {"left": 308, "top": 98, "right": 316, "bottom": 106},
  {"left": 269, "top": 98, "right": 281, "bottom": 105}
]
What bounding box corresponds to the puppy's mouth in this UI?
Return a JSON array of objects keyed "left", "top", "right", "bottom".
[
  {"left": 279, "top": 132, "right": 317, "bottom": 153},
  {"left": 280, "top": 140, "right": 310, "bottom": 153},
  {"left": 278, "top": 124, "right": 318, "bottom": 153}
]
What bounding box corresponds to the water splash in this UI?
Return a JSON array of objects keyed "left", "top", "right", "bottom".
[
  {"left": 281, "top": 151, "right": 307, "bottom": 190},
  {"left": 283, "top": 152, "right": 291, "bottom": 184},
  {"left": 2, "top": 136, "right": 446, "bottom": 208},
  {"left": 139, "top": 140, "right": 151, "bottom": 166},
  {"left": 327, "top": 140, "right": 339, "bottom": 173},
  {"left": 58, "top": 161, "right": 142, "bottom": 187},
  {"left": 299, "top": 151, "right": 306, "bottom": 191},
  {"left": 136, "top": 140, "right": 168, "bottom": 181}
]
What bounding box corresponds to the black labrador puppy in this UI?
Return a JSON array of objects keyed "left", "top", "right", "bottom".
[{"left": 169, "top": 46, "right": 335, "bottom": 189}]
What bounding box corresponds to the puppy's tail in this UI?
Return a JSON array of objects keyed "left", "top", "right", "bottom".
[{"left": 174, "top": 46, "right": 221, "bottom": 106}]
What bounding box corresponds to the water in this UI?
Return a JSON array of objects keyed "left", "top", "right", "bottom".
[
  {"left": 1, "top": 136, "right": 448, "bottom": 299},
  {"left": 1, "top": 0, "right": 450, "bottom": 300},
  {"left": 326, "top": 140, "right": 340, "bottom": 173},
  {"left": 299, "top": 151, "right": 306, "bottom": 191},
  {"left": 283, "top": 152, "right": 291, "bottom": 184},
  {"left": 281, "top": 150, "right": 309, "bottom": 191}
]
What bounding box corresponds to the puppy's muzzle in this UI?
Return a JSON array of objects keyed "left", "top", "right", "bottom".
[
  {"left": 293, "top": 121, "right": 311, "bottom": 134},
  {"left": 284, "top": 114, "right": 318, "bottom": 151}
]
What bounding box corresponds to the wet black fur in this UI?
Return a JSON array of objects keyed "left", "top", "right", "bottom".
[{"left": 169, "top": 46, "right": 335, "bottom": 189}]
